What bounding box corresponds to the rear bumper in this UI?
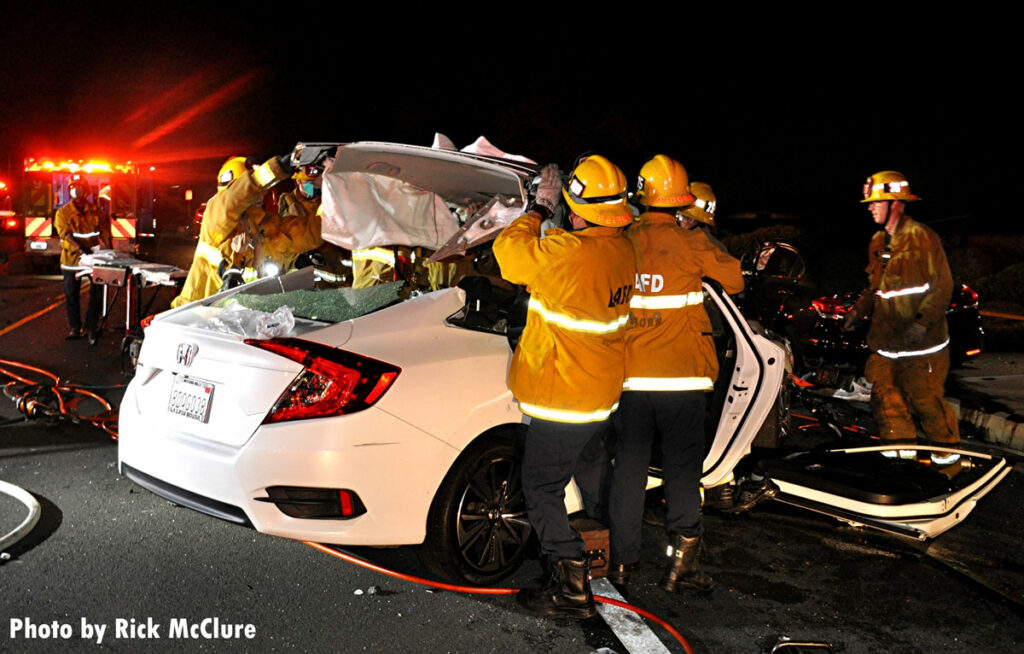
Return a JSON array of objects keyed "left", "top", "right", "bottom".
[{"left": 118, "top": 381, "right": 460, "bottom": 546}]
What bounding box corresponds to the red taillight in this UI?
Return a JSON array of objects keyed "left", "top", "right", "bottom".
[
  {"left": 140, "top": 314, "right": 156, "bottom": 330},
  {"left": 965, "top": 348, "right": 982, "bottom": 357},
  {"left": 811, "top": 296, "right": 850, "bottom": 320},
  {"left": 3, "top": 219, "right": 17, "bottom": 230},
  {"left": 952, "top": 284, "right": 979, "bottom": 310},
  {"left": 245, "top": 338, "right": 400, "bottom": 423}
]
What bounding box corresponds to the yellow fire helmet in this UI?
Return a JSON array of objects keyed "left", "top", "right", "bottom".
[
  {"left": 217, "top": 156, "right": 252, "bottom": 191},
  {"left": 679, "top": 181, "right": 717, "bottom": 226},
  {"left": 861, "top": 170, "right": 920, "bottom": 203},
  {"left": 635, "top": 154, "right": 695, "bottom": 209},
  {"left": 561, "top": 155, "right": 633, "bottom": 227}
]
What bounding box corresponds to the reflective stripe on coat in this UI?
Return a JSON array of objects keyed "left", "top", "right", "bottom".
[
  {"left": 493, "top": 213, "right": 636, "bottom": 422},
  {"left": 622, "top": 213, "right": 743, "bottom": 390}
]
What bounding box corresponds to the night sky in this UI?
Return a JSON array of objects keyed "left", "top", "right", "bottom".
[{"left": 2, "top": 7, "right": 1016, "bottom": 231}]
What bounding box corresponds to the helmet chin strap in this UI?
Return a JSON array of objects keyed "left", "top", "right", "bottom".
[{"left": 885, "top": 200, "right": 902, "bottom": 234}]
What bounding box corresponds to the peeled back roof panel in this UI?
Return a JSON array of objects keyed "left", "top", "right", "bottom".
[{"left": 330, "top": 142, "right": 530, "bottom": 205}]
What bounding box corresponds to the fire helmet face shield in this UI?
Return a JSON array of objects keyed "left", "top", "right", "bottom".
[
  {"left": 678, "top": 181, "right": 716, "bottom": 226},
  {"left": 635, "top": 155, "right": 695, "bottom": 208},
  {"left": 861, "top": 170, "right": 919, "bottom": 203},
  {"left": 560, "top": 155, "right": 633, "bottom": 227}
]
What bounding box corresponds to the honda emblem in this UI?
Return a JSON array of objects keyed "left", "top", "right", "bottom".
[{"left": 176, "top": 343, "right": 198, "bottom": 367}]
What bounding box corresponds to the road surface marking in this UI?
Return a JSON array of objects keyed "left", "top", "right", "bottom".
[
  {"left": 593, "top": 577, "right": 670, "bottom": 654},
  {"left": 0, "top": 298, "right": 64, "bottom": 339}
]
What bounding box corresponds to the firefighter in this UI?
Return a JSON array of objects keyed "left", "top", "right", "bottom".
[
  {"left": 259, "top": 163, "right": 326, "bottom": 274},
  {"left": 171, "top": 152, "right": 294, "bottom": 308},
  {"left": 55, "top": 176, "right": 110, "bottom": 344},
  {"left": 351, "top": 246, "right": 401, "bottom": 288},
  {"left": 844, "top": 171, "right": 960, "bottom": 474},
  {"left": 676, "top": 181, "right": 729, "bottom": 254},
  {"left": 607, "top": 155, "right": 744, "bottom": 593},
  {"left": 493, "top": 156, "right": 636, "bottom": 619}
]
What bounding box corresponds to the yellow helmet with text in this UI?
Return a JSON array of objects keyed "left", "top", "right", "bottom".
[
  {"left": 217, "top": 156, "right": 252, "bottom": 192},
  {"left": 561, "top": 155, "right": 632, "bottom": 227},
  {"left": 635, "top": 154, "right": 695, "bottom": 208},
  {"left": 679, "top": 181, "right": 716, "bottom": 226},
  {"left": 861, "top": 170, "right": 919, "bottom": 203}
]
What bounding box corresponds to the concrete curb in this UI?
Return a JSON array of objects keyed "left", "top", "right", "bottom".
[{"left": 947, "top": 397, "right": 1024, "bottom": 453}]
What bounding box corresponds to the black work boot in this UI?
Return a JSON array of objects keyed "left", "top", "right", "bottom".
[
  {"left": 704, "top": 483, "right": 736, "bottom": 511},
  {"left": 722, "top": 477, "right": 779, "bottom": 514},
  {"left": 517, "top": 558, "right": 596, "bottom": 618},
  {"left": 660, "top": 533, "right": 713, "bottom": 593},
  {"left": 607, "top": 561, "right": 635, "bottom": 585}
]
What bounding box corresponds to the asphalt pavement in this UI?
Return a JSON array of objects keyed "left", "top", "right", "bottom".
[{"left": 2, "top": 265, "right": 1024, "bottom": 653}]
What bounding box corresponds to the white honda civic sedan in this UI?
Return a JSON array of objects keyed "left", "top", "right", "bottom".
[{"left": 119, "top": 142, "right": 1009, "bottom": 584}]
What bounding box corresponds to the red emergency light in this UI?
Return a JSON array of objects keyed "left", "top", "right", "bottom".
[{"left": 23, "top": 158, "right": 138, "bottom": 175}]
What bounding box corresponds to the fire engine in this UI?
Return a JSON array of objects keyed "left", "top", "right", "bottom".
[{"left": 20, "top": 158, "right": 156, "bottom": 260}]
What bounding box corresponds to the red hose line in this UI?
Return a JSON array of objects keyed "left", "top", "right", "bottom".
[
  {"left": 302, "top": 540, "right": 694, "bottom": 653},
  {"left": 0, "top": 359, "right": 61, "bottom": 385},
  {"left": 1, "top": 360, "right": 118, "bottom": 439},
  {"left": 303, "top": 540, "right": 516, "bottom": 595}
]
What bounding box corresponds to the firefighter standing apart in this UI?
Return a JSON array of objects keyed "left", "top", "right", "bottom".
[
  {"left": 607, "top": 155, "right": 743, "bottom": 592},
  {"left": 844, "top": 171, "right": 960, "bottom": 474},
  {"left": 171, "top": 151, "right": 294, "bottom": 308},
  {"left": 55, "top": 176, "right": 111, "bottom": 344},
  {"left": 493, "top": 156, "right": 636, "bottom": 619}
]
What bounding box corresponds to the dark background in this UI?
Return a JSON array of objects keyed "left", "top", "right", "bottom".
[{"left": 1, "top": 6, "right": 1016, "bottom": 230}]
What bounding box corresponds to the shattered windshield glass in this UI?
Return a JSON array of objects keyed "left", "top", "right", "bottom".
[{"left": 226, "top": 281, "right": 404, "bottom": 323}]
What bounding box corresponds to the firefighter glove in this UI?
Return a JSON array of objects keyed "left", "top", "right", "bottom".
[
  {"left": 530, "top": 163, "right": 562, "bottom": 219},
  {"left": 277, "top": 152, "right": 297, "bottom": 176}
]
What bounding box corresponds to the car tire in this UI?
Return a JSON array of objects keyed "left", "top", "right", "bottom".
[{"left": 417, "top": 430, "right": 532, "bottom": 586}]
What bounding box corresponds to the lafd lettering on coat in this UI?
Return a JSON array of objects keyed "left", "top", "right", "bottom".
[{"left": 635, "top": 273, "right": 664, "bottom": 293}]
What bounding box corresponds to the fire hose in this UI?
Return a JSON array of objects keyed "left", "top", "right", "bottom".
[
  {"left": 0, "top": 479, "right": 41, "bottom": 555},
  {"left": 1, "top": 359, "right": 692, "bottom": 650},
  {"left": 303, "top": 541, "right": 694, "bottom": 654},
  {"left": 1, "top": 358, "right": 118, "bottom": 555},
  {"left": 0, "top": 358, "right": 119, "bottom": 439}
]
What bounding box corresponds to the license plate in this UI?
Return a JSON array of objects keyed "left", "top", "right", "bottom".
[{"left": 168, "top": 375, "right": 215, "bottom": 423}]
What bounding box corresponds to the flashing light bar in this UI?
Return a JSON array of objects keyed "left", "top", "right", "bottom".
[{"left": 24, "top": 158, "right": 138, "bottom": 175}]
